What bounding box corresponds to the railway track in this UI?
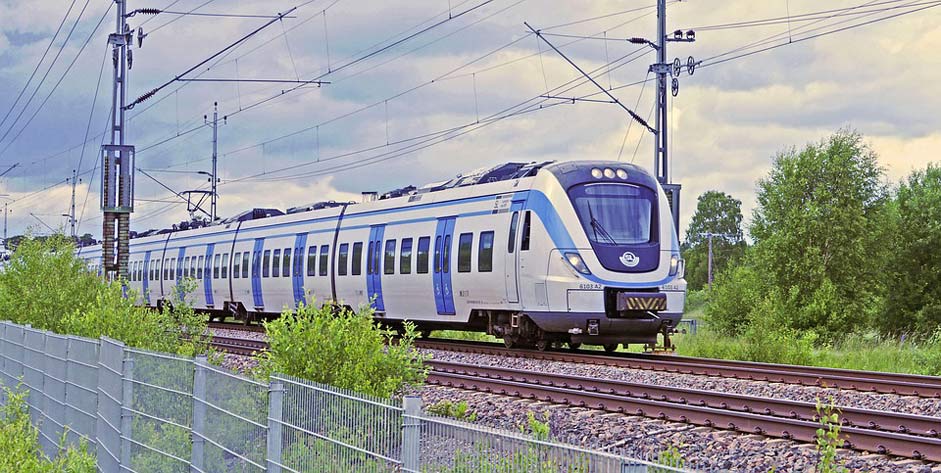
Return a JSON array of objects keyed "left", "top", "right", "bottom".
[
  {"left": 414, "top": 339, "right": 941, "bottom": 398},
  {"left": 207, "top": 331, "right": 941, "bottom": 461}
]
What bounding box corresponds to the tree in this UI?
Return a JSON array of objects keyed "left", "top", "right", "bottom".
[
  {"left": 745, "top": 130, "right": 890, "bottom": 337},
  {"left": 882, "top": 164, "right": 941, "bottom": 336},
  {"left": 682, "top": 191, "right": 746, "bottom": 290}
]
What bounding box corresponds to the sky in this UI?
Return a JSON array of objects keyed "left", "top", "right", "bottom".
[{"left": 0, "top": 0, "right": 939, "bottom": 241}]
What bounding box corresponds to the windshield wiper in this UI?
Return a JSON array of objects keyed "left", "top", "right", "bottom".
[{"left": 586, "top": 202, "right": 617, "bottom": 245}]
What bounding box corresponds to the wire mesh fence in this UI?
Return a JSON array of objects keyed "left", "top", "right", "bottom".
[{"left": 0, "top": 320, "right": 693, "bottom": 472}]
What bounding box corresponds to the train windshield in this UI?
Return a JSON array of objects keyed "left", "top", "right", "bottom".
[{"left": 569, "top": 183, "right": 655, "bottom": 245}]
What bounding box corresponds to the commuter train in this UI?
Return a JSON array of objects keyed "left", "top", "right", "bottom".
[{"left": 79, "top": 160, "right": 686, "bottom": 351}]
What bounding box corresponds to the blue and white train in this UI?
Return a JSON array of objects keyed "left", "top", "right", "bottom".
[{"left": 79, "top": 161, "right": 686, "bottom": 351}]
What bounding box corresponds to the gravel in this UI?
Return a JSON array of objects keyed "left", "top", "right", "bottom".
[
  {"left": 422, "top": 348, "right": 941, "bottom": 419},
  {"left": 417, "top": 385, "right": 940, "bottom": 473}
]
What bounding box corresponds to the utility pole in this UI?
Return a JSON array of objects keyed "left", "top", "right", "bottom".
[
  {"left": 651, "top": 0, "right": 696, "bottom": 234},
  {"left": 699, "top": 232, "right": 735, "bottom": 290},
  {"left": 101, "top": 0, "right": 137, "bottom": 280},
  {"left": 204, "top": 102, "right": 225, "bottom": 222},
  {"left": 67, "top": 169, "right": 79, "bottom": 239}
]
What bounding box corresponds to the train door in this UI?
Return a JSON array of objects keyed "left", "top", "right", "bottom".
[
  {"left": 367, "top": 225, "right": 386, "bottom": 311},
  {"left": 175, "top": 247, "right": 186, "bottom": 301},
  {"left": 251, "top": 238, "right": 264, "bottom": 310},
  {"left": 292, "top": 233, "right": 308, "bottom": 307},
  {"left": 143, "top": 251, "right": 152, "bottom": 305},
  {"left": 203, "top": 243, "right": 215, "bottom": 308},
  {"left": 505, "top": 202, "right": 524, "bottom": 304},
  {"left": 434, "top": 217, "right": 456, "bottom": 315}
]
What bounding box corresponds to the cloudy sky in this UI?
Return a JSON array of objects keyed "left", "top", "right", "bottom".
[{"left": 0, "top": 0, "right": 938, "bottom": 240}]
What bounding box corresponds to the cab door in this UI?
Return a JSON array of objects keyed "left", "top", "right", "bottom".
[{"left": 433, "top": 217, "right": 456, "bottom": 315}]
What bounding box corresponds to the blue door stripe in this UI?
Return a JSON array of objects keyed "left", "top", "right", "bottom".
[
  {"left": 143, "top": 251, "right": 151, "bottom": 305},
  {"left": 292, "top": 233, "right": 308, "bottom": 307},
  {"left": 366, "top": 225, "right": 385, "bottom": 311},
  {"left": 251, "top": 238, "right": 264, "bottom": 308},
  {"left": 433, "top": 218, "right": 457, "bottom": 315},
  {"left": 176, "top": 247, "right": 186, "bottom": 301},
  {"left": 204, "top": 244, "right": 215, "bottom": 307}
]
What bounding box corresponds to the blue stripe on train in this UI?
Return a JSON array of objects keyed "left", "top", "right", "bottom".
[
  {"left": 252, "top": 238, "right": 264, "bottom": 309},
  {"left": 292, "top": 233, "right": 308, "bottom": 307},
  {"left": 203, "top": 243, "right": 215, "bottom": 307}
]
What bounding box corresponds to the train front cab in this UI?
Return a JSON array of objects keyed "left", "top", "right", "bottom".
[{"left": 520, "top": 162, "right": 686, "bottom": 349}]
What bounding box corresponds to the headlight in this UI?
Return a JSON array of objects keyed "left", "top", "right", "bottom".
[
  {"left": 669, "top": 254, "right": 681, "bottom": 276},
  {"left": 564, "top": 252, "right": 591, "bottom": 275}
]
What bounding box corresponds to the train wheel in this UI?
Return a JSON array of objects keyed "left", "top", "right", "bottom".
[
  {"left": 535, "top": 339, "right": 549, "bottom": 351},
  {"left": 503, "top": 337, "right": 517, "bottom": 349},
  {"left": 568, "top": 342, "right": 582, "bottom": 351},
  {"left": 602, "top": 343, "right": 619, "bottom": 353}
]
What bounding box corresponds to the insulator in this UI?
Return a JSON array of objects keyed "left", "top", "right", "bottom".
[
  {"left": 139, "top": 8, "right": 161, "bottom": 15},
  {"left": 135, "top": 88, "right": 158, "bottom": 105}
]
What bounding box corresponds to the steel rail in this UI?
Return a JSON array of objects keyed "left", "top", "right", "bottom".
[
  {"left": 415, "top": 339, "right": 941, "bottom": 398},
  {"left": 425, "top": 361, "right": 941, "bottom": 461}
]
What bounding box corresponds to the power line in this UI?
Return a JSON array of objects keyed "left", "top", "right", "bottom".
[
  {"left": 686, "top": 0, "right": 933, "bottom": 31},
  {"left": 0, "top": 0, "right": 79, "bottom": 134}
]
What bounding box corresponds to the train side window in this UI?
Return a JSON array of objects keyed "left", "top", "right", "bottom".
[
  {"left": 272, "top": 250, "right": 281, "bottom": 277},
  {"left": 508, "top": 211, "right": 519, "bottom": 253},
  {"left": 479, "top": 231, "right": 495, "bottom": 272},
  {"left": 162, "top": 259, "right": 168, "bottom": 280},
  {"left": 434, "top": 236, "right": 442, "bottom": 273},
  {"left": 443, "top": 235, "right": 452, "bottom": 274},
  {"left": 351, "top": 242, "right": 363, "bottom": 276},
  {"left": 282, "top": 248, "right": 292, "bottom": 277},
  {"left": 242, "top": 253, "right": 249, "bottom": 279},
  {"left": 400, "top": 238, "right": 413, "bottom": 274},
  {"left": 367, "top": 242, "right": 374, "bottom": 275},
  {"left": 457, "top": 233, "right": 473, "bottom": 273},
  {"left": 263, "top": 250, "right": 271, "bottom": 278},
  {"left": 319, "top": 245, "right": 329, "bottom": 276},
  {"left": 183, "top": 257, "right": 190, "bottom": 278},
  {"left": 198, "top": 256, "right": 204, "bottom": 279},
  {"left": 384, "top": 240, "right": 396, "bottom": 275},
  {"left": 213, "top": 254, "right": 221, "bottom": 279},
  {"left": 307, "top": 246, "right": 317, "bottom": 276},
  {"left": 338, "top": 244, "right": 349, "bottom": 276},
  {"left": 170, "top": 259, "right": 175, "bottom": 280},
  {"left": 417, "top": 237, "right": 430, "bottom": 274},
  {"left": 221, "top": 253, "right": 229, "bottom": 279},
  {"left": 521, "top": 211, "right": 532, "bottom": 251},
  {"left": 233, "top": 253, "right": 241, "bottom": 279},
  {"left": 190, "top": 257, "right": 197, "bottom": 278}
]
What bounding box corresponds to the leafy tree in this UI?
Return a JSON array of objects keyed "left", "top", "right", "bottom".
[
  {"left": 882, "top": 164, "right": 941, "bottom": 335},
  {"left": 682, "top": 190, "right": 746, "bottom": 290},
  {"left": 707, "top": 131, "right": 890, "bottom": 340}
]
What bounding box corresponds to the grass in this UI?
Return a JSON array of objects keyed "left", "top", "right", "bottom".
[{"left": 675, "top": 329, "right": 941, "bottom": 376}]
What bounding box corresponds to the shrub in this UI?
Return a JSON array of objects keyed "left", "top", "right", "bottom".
[
  {"left": 256, "top": 302, "right": 428, "bottom": 398},
  {"left": 0, "top": 386, "right": 96, "bottom": 473},
  {"left": 427, "top": 400, "right": 477, "bottom": 421}
]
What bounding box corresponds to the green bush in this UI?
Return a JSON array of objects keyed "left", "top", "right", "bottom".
[
  {"left": 256, "top": 302, "right": 428, "bottom": 398},
  {"left": 0, "top": 386, "right": 96, "bottom": 473},
  {"left": 0, "top": 235, "right": 210, "bottom": 356}
]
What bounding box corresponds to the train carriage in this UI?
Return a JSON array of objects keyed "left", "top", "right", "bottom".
[{"left": 78, "top": 160, "right": 686, "bottom": 351}]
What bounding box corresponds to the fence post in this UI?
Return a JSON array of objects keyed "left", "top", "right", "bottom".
[
  {"left": 266, "top": 381, "right": 284, "bottom": 473},
  {"left": 402, "top": 396, "right": 421, "bottom": 472},
  {"left": 191, "top": 355, "right": 208, "bottom": 473},
  {"left": 120, "top": 354, "right": 135, "bottom": 468}
]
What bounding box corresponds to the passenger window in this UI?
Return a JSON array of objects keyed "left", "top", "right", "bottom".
[
  {"left": 458, "top": 233, "right": 473, "bottom": 273},
  {"left": 319, "top": 245, "right": 329, "bottom": 276},
  {"left": 233, "top": 253, "right": 241, "bottom": 279},
  {"left": 351, "top": 243, "right": 363, "bottom": 276},
  {"left": 197, "top": 256, "right": 204, "bottom": 279},
  {"left": 214, "top": 254, "right": 222, "bottom": 279},
  {"left": 272, "top": 249, "right": 281, "bottom": 278},
  {"left": 307, "top": 246, "right": 317, "bottom": 276},
  {"left": 434, "top": 236, "right": 442, "bottom": 273},
  {"left": 400, "top": 238, "right": 413, "bottom": 274},
  {"left": 170, "top": 259, "right": 175, "bottom": 280},
  {"left": 338, "top": 244, "right": 349, "bottom": 276},
  {"left": 367, "top": 242, "right": 374, "bottom": 275},
  {"left": 443, "top": 235, "right": 451, "bottom": 274},
  {"left": 163, "top": 259, "right": 169, "bottom": 280},
  {"left": 183, "top": 257, "right": 190, "bottom": 278},
  {"left": 479, "top": 231, "right": 495, "bottom": 272},
  {"left": 383, "top": 240, "right": 396, "bottom": 275},
  {"left": 221, "top": 253, "right": 229, "bottom": 279},
  {"left": 242, "top": 253, "right": 250, "bottom": 279},
  {"left": 190, "top": 257, "right": 196, "bottom": 279},
  {"left": 282, "top": 248, "right": 292, "bottom": 277},
  {"left": 417, "top": 237, "right": 430, "bottom": 274},
  {"left": 263, "top": 250, "right": 271, "bottom": 278},
  {"left": 508, "top": 211, "right": 519, "bottom": 253},
  {"left": 521, "top": 211, "right": 532, "bottom": 251}
]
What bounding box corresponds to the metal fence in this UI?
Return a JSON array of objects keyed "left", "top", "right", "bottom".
[{"left": 0, "top": 320, "right": 691, "bottom": 472}]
